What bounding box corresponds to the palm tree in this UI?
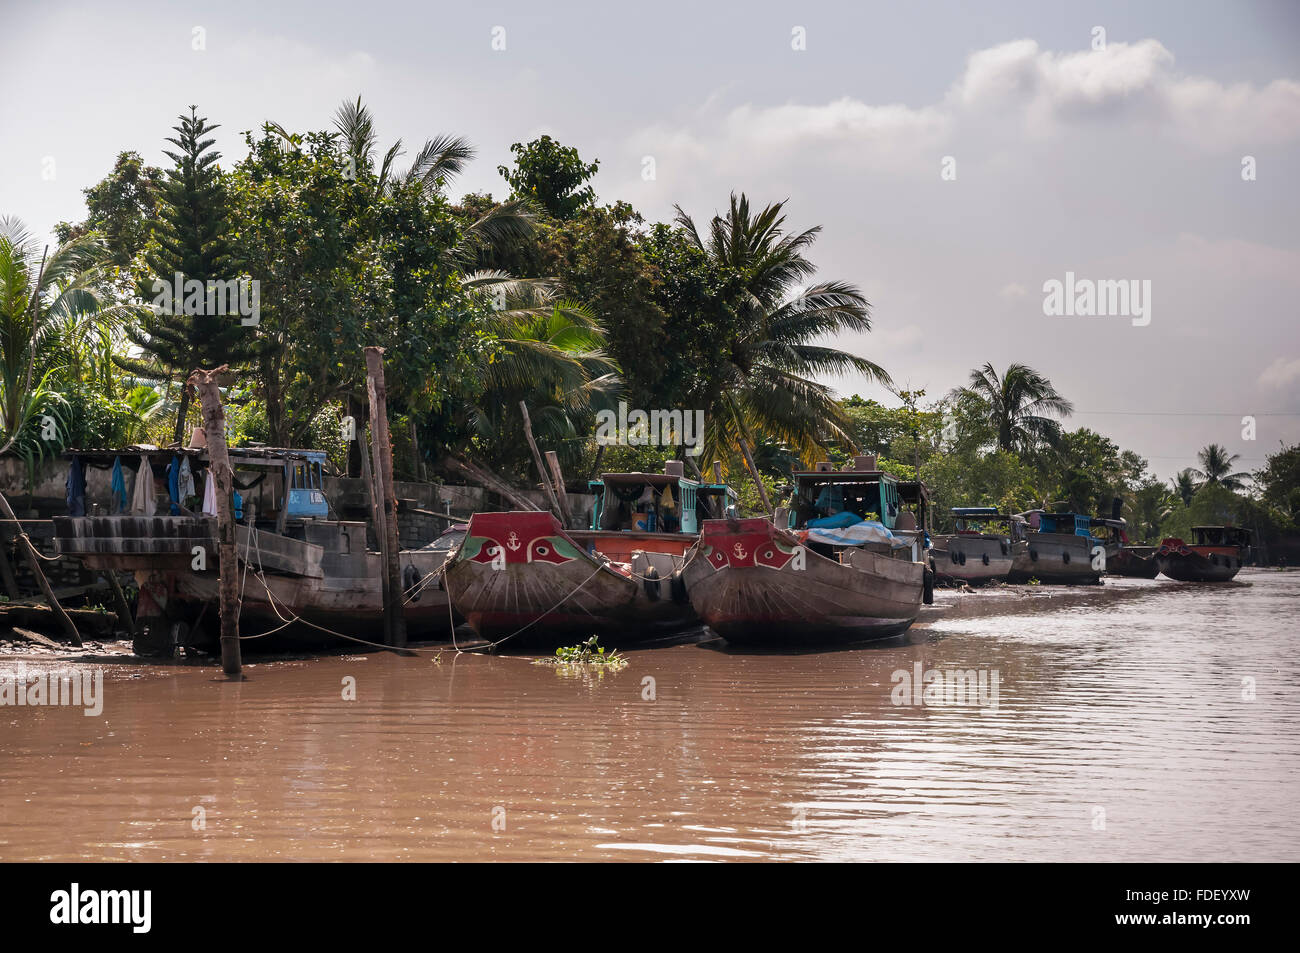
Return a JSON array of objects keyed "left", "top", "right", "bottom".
[
  {"left": 457, "top": 272, "right": 619, "bottom": 474},
  {"left": 1190, "top": 444, "right": 1251, "bottom": 492},
  {"left": 0, "top": 218, "right": 133, "bottom": 457},
  {"left": 950, "top": 362, "right": 1074, "bottom": 454},
  {"left": 324, "top": 98, "right": 537, "bottom": 260},
  {"left": 1171, "top": 468, "right": 1197, "bottom": 506},
  {"left": 672, "top": 193, "right": 891, "bottom": 464}
]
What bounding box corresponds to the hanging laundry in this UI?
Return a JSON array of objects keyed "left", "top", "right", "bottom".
[
  {"left": 110, "top": 456, "right": 128, "bottom": 514},
  {"left": 130, "top": 455, "right": 156, "bottom": 516},
  {"left": 167, "top": 456, "right": 181, "bottom": 515},
  {"left": 177, "top": 456, "right": 195, "bottom": 501},
  {"left": 65, "top": 457, "right": 86, "bottom": 516},
  {"left": 201, "top": 469, "right": 217, "bottom": 516}
]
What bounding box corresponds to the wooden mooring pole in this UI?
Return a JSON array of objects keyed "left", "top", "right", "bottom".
[
  {"left": 364, "top": 347, "right": 406, "bottom": 648},
  {"left": 187, "top": 365, "right": 241, "bottom": 678}
]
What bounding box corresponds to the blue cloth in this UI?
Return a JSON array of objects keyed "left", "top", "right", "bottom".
[
  {"left": 814, "top": 485, "right": 844, "bottom": 514},
  {"left": 110, "top": 456, "right": 128, "bottom": 513},
  {"left": 233, "top": 490, "right": 243, "bottom": 521},
  {"left": 167, "top": 455, "right": 181, "bottom": 515},
  {"left": 66, "top": 457, "right": 86, "bottom": 516},
  {"left": 808, "top": 510, "right": 863, "bottom": 529}
]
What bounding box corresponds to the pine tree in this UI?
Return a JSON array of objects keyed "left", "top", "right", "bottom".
[{"left": 118, "top": 107, "right": 254, "bottom": 443}]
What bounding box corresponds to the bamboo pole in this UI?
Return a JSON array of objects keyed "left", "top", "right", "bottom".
[
  {"left": 738, "top": 439, "right": 772, "bottom": 514},
  {"left": 104, "top": 571, "right": 136, "bottom": 639},
  {"left": 519, "top": 401, "right": 562, "bottom": 520},
  {"left": 447, "top": 456, "right": 540, "bottom": 512},
  {"left": 545, "top": 450, "right": 573, "bottom": 528},
  {"left": 186, "top": 365, "right": 240, "bottom": 677},
  {"left": 364, "top": 347, "right": 406, "bottom": 648},
  {"left": 0, "top": 496, "right": 81, "bottom": 646}
]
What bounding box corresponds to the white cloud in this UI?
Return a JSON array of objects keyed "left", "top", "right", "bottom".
[
  {"left": 1260, "top": 357, "right": 1300, "bottom": 390},
  {"left": 634, "top": 37, "right": 1300, "bottom": 176}
]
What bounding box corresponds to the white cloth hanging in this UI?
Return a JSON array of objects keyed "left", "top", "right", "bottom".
[
  {"left": 178, "top": 456, "right": 195, "bottom": 500},
  {"left": 130, "top": 455, "right": 156, "bottom": 516},
  {"left": 201, "top": 469, "right": 217, "bottom": 516}
]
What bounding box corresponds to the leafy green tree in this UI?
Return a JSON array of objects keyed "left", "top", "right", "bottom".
[
  {"left": 54, "top": 151, "right": 163, "bottom": 270},
  {"left": 950, "top": 362, "right": 1073, "bottom": 454},
  {"left": 118, "top": 107, "right": 255, "bottom": 443},
  {"left": 1190, "top": 443, "right": 1251, "bottom": 492},
  {"left": 498, "top": 135, "right": 599, "bottom": 220},
  {"left": 1253, "top": 443, "right": 1300, "bottom": 524},
  {"left": 1051, "top": 428, "right": 1147, "bottom": 515}
]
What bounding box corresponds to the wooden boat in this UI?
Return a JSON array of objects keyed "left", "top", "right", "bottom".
[
  {"left": 1007, "top": 511, "right": 1107, "bottom": 585},
  {"left": 681, "top": 456, "right": 932, "bottom": 646},
  {"left": 1155, "top": 526, "right": 1251, "bottom": 582},
  {"left": 442, "top": 464, "right": 735, "bottom": 647},
  {"left": 52, "top": 447, "right": 460, "bottom": 655},
  {"left": 1089, "top": 517, "right": 1158, "bottom": 578},
  {"left": 931, "top": 507, "right": 1027, "bottom": 585}
]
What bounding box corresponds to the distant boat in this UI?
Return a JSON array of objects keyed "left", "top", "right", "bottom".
[
  {"left": 931, "top": 507, "right": 1027, "bottom": 585},
  {"left": 1007, "top": 511, "right": 1106, "bottom": 584},
  {"left": 681, "top": 456, "right": 932, "bottom": 646},
  {"left": 1155, "top": 526, "right": 1251, "bottom": 582},
  {"left": 1089, "top": 517, "right": 1158, "bottom": 578},
  {"left": 442, "top": 464, "right": 735, "bottom": 647}
]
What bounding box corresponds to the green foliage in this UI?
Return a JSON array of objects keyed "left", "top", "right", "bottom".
[
  {"left": 119, "top": 106, "right": 255, "bottom": 443},
  {"left": 534, "top": 635, "right": 627, "bottom": 669},
  {"left": 498, "top": 136, "right": 599, "bottom": 220},
  {"left": 1191, "top": 443, "right": 1251, "bottom": 492},
  {"left": 950, "top": 362, "right": 1073, "bottom": 454},
  {"left": 1254, "top": 443, "right": 1300, "bottom": 526},
  {"left": 54, "top": 151, "right": 163, "bottom": 270}
]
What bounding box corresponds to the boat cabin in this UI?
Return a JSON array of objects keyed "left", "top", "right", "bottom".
[
  {"left": 589, "top": 463, "right": 735, "bottom": 535},
  {"left": 951, "top": 507, "right": 1027, "bottom": 540},
  {"left": 1089, "top": 517, "right": 1131, "bottom": 544},
  {"left": 784, "top": 455, "right": 927, "bottom": 533},
  {"left": 1191, "top": 526, "right": 1252, "bottom": 548},
  {"left": 1031, "top": 512, "right": 1095, "bottom": 539}
]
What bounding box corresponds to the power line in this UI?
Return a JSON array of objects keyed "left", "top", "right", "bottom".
[{"left": 1073, "top": 411, "right": 1299, "bottom": 417}]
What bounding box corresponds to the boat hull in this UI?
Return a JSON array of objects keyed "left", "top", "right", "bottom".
[
  {"left": 931, "top": 534, "right": 1022, "bottom": 585},
  {"left": 1008, "top": 532, "right": 1103, "bottom": 584},
  {"left": 443, "top": 511, "right": 696, "bottom": 647},
  {"left": 1155, "top": 539, "right": 1245, "bottom": 582},
  {"left": 1107, "top": 545, "right": 1159, "bottom": 579},
  {"left": 52, "top": 515, "right": 456, "bottom": 652},
  {"left": 682, "top": 518, "right": 923, "bottom": 646}
]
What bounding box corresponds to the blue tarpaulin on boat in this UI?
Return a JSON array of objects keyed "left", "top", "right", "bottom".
[
  {"left": 807, "top": 511, "right": 863, "bottom": 529},
  {"left": 807, "top": 520, "right": 909, "bottom": 549}
]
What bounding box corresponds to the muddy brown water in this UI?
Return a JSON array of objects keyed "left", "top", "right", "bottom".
[{"left": 1, "top": 570, "right": 1297, "bottom": 861}]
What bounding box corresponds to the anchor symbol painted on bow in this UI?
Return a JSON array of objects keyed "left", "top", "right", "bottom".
[
  {"left": 732, "top": 542, "right": 748, "bottom": 560},
  {"left": 506, "top": 531, "right": 521, "bottom": 551}
]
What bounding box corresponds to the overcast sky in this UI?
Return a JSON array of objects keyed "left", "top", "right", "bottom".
[{"left": 3, "top": 0, "right": 1298, "bottom": 480}]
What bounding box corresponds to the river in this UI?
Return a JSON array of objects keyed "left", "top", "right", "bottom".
[{"left": 2, "top": 569, "right": 1296, "bottom": 861}]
